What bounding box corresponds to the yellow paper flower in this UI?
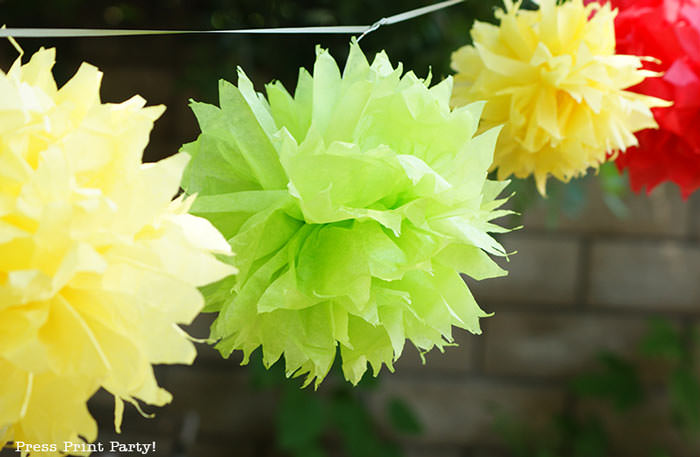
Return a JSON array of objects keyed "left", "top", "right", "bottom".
[
  {"left": 0, "top": 47, "right": 235, "bottom": 455},
  {"left": 451, "top": 0, "right": 670, "bottom": 194}
]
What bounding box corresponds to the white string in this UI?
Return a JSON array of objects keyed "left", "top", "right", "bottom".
[
  {"left": 383, "top": 0, "right": 464, "bottom": 25},
  {"left": 0, "top": 0, "right": 465, "bottom": 39},
  {"left": 0, "top": 26, "right": 368, "bottom": 38}
]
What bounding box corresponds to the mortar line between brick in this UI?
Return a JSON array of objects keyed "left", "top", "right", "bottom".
[
  {"left": 382, "top": 371, "right": 565, "bottom": 389},
  {"left": 516, "top": 228, "right": 699, "bottom": 245}
]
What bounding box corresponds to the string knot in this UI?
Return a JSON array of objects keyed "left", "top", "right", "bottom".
[{"left": 357, "top": 17, "right": 389, "bottom": 42}]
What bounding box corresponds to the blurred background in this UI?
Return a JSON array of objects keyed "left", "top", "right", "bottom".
[{"left": 1, "top": 1, "right": 700, "bottom": 456}]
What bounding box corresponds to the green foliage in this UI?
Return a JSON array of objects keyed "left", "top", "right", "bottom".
[
  {"left": 247, "top": 350, "right": 420, "bottom": 457},
  {"left": 387, "top": 398, "right": 423, "bottom": 435},
  {"left": 506, "top": 163, "right": 630, "bottom": 230},
  {"left": 1, "top": 0, "right": 503, "bottom": 101},
  {"left": 558, "top": 415, "right": 609, "bottom": 457},
  {"left": 652, "top": 451, "right": 672, "bottom": 457},
  {"left": 277, "top": 385, "right": 325, "bottom": 457},
  {"left": 330, "top": 394, "right": 402, "bottom": 457},
  {"left": 570, "top": 352, "right": 643, "bottom": 411},
  {"left": 641, "top": 319, "right": 700, "bottom": 435},
  {"left": 495, "top": 318, "right": 700, "bottom": 457},
  {"left": 493, "top": 413, "right": 557, "bottom": 457},
  {"left": 495, "top": 412, "right": 609, "bottom": 457},
  {"left": 640, "top": 318, "right": 685, "bottom": 362},
  {"left": 598, "top": 162, "right": 629, "bottom": 219},
  {"left": 670, "top": 367, "right": 700, "bottom": 433}
]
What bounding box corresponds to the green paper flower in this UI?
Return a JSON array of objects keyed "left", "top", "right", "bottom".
[{"left": 181, "top": 41, "right": 512, "bottom": 386}]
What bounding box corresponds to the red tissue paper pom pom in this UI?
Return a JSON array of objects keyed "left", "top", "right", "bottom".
[{"left": 602, "top": 0, "right": 700, "bottom": 198}]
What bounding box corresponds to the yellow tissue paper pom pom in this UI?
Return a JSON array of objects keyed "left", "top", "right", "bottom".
[
  {"left": 451, "top": 0, "right": 670, "bottom": 194},
  {"left": 0, "top": 47, "right": 236, "bottom": 455}
]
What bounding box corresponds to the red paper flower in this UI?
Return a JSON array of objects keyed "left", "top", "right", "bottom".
[{"left": 606, "top": 0, "right": 700, "bottom": 198}]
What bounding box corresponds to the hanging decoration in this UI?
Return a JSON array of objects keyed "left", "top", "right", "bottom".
[
  {"left": 0, "top": 47, "right": 235, "bottom": 455},
  {"left": 604, "top": 0, "right": 700, "bottom": 198},
  {"left": 451, "top": 0, "right": 670, "bottom": 195},
  {"left": 182, "top": 41, "right": 512, "bottom": 387}
]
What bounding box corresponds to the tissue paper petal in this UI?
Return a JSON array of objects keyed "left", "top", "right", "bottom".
[
  {"left": 182, "top": 41, "right": 511, "bottom": 386},
  {"left": 451, "top": 0, "right": 670, "bottom": 194},
  {"left": 0, "top": 48, "right": 236, "bottom": 454},
  {"left": 604, "top": 0, "right": 700, "bottom": 198}
]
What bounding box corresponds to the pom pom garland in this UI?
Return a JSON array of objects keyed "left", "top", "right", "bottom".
[
  {"left": 182, "top": 41, "right": 512, "bottom": 387},
  {"left": 606, "top": 0, "right": 700, "bottom": 198},
  {"left": 451, "top": 0, "right": 670, "bottom": 195},
  {"left": 0, "top": 48, "right": 236, "bottom": 455}
]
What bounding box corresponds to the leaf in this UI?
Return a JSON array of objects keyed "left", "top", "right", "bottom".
[
  {"left": 386, "top": 397, "right": 422, "bottom": 434},
  {"left": 493, "top": 412, "right": 558, "bottom": 457},
  {"left": 640, "top": 318, "right": 684, "bottom": 363},
  {"left": 599, "top": 161, "right": 628, "bottom": 196},
  {"left": 277, "top": 384, "right": 326, "bottom": 453},
  {"left": 291, "top": 445, "right": 325, "bottom": 457},
  {"left": 571, "top": 417, "right": 608, "bottom": 457},
  {"left": 560, "top": 177, "right": 587, "bottom": 219},
  {"left": 571, "top": 352, "right": 643, "bottom": 411},
  {"left": 601, "top": 192, "right": 629, "bottom": 219},
  {"left": 650, "top": 448, "right": 672, "bottom": 457},
  {"left": 330, "top": 394, "right": 402, "bottom": 457},
  {"left": 669, "top": 367, "right": 700, "bottom": 432},
  {"left": 534, "top": 450, "right": 560, "bottom": 457},
  {"left": 598, "top": 162, "right": 630, "bottom": 218}
]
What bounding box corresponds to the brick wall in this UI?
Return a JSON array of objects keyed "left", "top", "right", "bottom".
[
  {"left": 58, "top": 182, "right": 695, "bottom": 457},
  {"left": 368, "top": 183, "right": 700, "bottom": 457},
  {"left": 2, "top": 46, "right": 700, "bottom": 457}
]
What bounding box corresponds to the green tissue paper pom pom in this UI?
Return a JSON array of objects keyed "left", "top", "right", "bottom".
[{"left": 181, "top": 41, "right": 514, "bottom": 387}]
